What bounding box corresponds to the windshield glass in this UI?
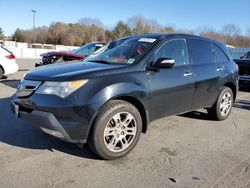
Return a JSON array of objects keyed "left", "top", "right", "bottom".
[
  {"left": 87, "top": 37, "right": 157, "bottom": 64},
  {"left": 75, "top": 43, "right": 104, "bottom": 56},
  {"left": 84, "top": 38, "right": 130, "bottom": 61}
]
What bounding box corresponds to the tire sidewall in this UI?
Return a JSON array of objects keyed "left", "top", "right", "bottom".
[
  {"left": 0, "top": 68, "right": 3, "bottom": 79},
  {"left": 92, "top": 101, "right": 142, "bottom": 159}
]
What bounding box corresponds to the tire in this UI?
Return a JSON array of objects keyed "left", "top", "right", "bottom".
[
  {"left": 0, "top": 68, "right": 3, "bottom": 79},
  {"left": 207, "top": 86, "right": 234, "bottom": 121},
  {"left": 88, "top": 100, "right": 142, "bottom": 160}
]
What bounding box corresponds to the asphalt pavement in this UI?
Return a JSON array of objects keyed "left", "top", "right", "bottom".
[{"left": 0, "top": 59, "right": 250, "bottom": 188}]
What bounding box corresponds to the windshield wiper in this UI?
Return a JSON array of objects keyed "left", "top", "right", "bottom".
[{"left": 88, "top": 60, "right": 110, "bottom": 64}]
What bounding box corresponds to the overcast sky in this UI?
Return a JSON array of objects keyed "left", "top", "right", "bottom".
[{"left": 1, "top": 0, "right": 249, "bottom": 36}]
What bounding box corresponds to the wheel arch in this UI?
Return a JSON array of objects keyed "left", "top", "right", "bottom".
[{"left": 87, "top": 95, "right": 149, "bottom": 143}]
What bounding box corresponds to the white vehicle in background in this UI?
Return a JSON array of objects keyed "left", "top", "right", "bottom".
[{"left": 0, "top": 45, "right": 19, "bottom": 78}]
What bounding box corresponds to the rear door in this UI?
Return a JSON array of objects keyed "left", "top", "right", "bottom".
[
  {"left": 187, "top": 38, "right": 224, "bottom": 109},
  {"left": 148, "top": 38, "right": 195, "bottom": 120}
]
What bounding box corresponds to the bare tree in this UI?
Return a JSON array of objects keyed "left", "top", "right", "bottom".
[
  {"left": 198, "top": 27, "right": 224, "bottom": 42},
  {"left": 247, "top": 28, "right": 250, "bottom": 37},
  {"left": 0, "top": 27, "right": 4, "bottom": 40},
  {"left": 222, "top": 24, "right": 241, "bottom": 45},
  {"left": 34, "top": 26, "right": 49, "bottom": 44},
  {"left": 47, "top": 22, "right": 69, "bottom": 44},
  {"left": 233, "top": 35, "right": 250, "bottom": 47},
  {"left": 112, "top": 21, "right": 132, "bottom": 38},
  {"left": 7, "top": 17, "right": 250, "bottom": 47},
  {"left": 12, "top": 28, "right": 26, "bottom": 42},
  {"left": 127, "top": 16, "right": 162, "bottom": 34},
  {"left": 160, "top": 26, "right": 175, "bottom": 33},
  {"left": 78, "top": 17, "right": 104, "bottom": 28}
]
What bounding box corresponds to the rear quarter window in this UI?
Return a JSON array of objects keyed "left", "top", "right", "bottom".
[
  {"left": 212, "top": 44, "right": 229, "bottom": 62},
  {"left": 188, "top": 38, "right": 215, "bottom": 64}
]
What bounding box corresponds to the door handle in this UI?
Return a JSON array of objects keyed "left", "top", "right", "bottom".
[
  {"left": 216, "top": 66, "right": 224, "bottom": 72},
  {"left": 183, "top": 72, "right": 193, "bottom": 77}
]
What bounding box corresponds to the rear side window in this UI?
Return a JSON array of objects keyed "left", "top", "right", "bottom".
[
  {"left": 212, "top": 44, "right": 228, "bottom": 62},
  {"left": 188, "top": 39, "right": 215, "bottom": 64}
]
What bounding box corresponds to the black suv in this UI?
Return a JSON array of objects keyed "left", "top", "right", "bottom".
[
  {"left": 11, "top": 34, "right": 238, "bottom": 159},
  {"left": 234, "top": 51, "right": 250, "bottom": 86}
]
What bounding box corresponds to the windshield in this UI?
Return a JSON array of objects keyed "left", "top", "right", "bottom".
[
  {"left": 75, "top": 43, "right": 104, "bottom": 56},
  {"left": 87, "top": 37, "right": 157, "bottom": 65},
  {"left": 84, "top": 37, "right": 130, "bottom": 61}
]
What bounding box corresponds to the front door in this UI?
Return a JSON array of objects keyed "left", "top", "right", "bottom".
[{"left": 148, "top": 38, "right": 195, "bottom": 121}]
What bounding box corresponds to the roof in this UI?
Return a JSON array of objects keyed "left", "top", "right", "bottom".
[{"left": 130, "top": 33, "right": 224, "bottom": 44}]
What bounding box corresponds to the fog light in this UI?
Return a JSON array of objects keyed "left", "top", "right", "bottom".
[{"left": 40, "top": 127, "right": 64, "bottom": 138}]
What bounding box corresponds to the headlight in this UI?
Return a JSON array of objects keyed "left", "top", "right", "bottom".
[{"left": 36, "top": 80, "right": 88, "bottom": 98}]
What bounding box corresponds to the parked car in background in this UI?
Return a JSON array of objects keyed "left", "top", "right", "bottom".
[
  {"left": 0, "top": 45, "right": 18, "bottom": 78},
  {"left": 35, "top": 42, "right": 106, "bottom": 67},
  {"left": 84, "top": 36, "right": 132, "bottom": 60},
  {"left": 12, "top": 34, "right": 238, "bottom": 159},
  {"left": 234, "top": 51, "right": 250, "bottom": 86}
]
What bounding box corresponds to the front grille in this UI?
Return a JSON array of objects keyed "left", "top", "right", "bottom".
[{"left": 17, "top": 80, "right": 42, "bottom": 98}]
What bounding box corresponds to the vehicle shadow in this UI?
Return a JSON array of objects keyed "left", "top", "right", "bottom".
[
  {"left": 0, "top": 94, "right": 99, "bottom": 160},
  {"left": 234, "top": 100, "right": 250, "bottom": 110},
  {"left": 0, "top": 75, "right": 8, "bottom": 79},
  {"left": 179, "top": 110, "right": 216, "bottom": 121}
]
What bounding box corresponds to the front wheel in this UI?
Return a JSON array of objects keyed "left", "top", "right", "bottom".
[
  {"left": 88, "top": 100, "right": 142, "bottom": 160},
  {"left": 207, "top": 86, "right": 234, "bottom": 121}
]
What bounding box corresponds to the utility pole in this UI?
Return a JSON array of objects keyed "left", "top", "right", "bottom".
[{"left": 31, "top": 9, "right": 36, "bottom": 44}]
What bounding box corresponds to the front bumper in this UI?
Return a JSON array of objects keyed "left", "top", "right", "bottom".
[{"left": 10, "top": 97, "right": 93, "bottom": 144}]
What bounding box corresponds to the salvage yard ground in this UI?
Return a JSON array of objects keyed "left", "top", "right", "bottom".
[{"left": 0, "top": 59, "right": 250, "bottom": 188}]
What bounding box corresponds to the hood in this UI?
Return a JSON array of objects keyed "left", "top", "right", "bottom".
[{"left": 25, "top": 61, "right": 127, "bottom": 81}]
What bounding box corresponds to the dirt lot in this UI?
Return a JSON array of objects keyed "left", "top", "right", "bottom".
[{"left": 0, "top": 59, "right": 250, "bottom": 188}]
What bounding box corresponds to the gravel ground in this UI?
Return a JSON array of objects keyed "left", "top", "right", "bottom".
[{"left": 0, "top": 59, "right": 250, "bottom": 188}]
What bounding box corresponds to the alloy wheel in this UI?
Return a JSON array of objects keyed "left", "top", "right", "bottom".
[
  {"left": 103, "top": 112, "right": 137, "bottom": 152},
  {"left": 219, "top": 91, "right": 232, "bottom": 117}
]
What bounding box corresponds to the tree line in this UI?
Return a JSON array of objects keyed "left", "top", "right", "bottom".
[{"left": 1, "top": 16, "right": 250, "bottom": 47}]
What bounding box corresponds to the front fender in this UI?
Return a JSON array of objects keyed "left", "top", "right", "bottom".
[
  {"left": 81, "top": 81, "right": 149, "bottom": 141},
  {"left": 89, "top": 81, "right": 148, "bottom": 113}
]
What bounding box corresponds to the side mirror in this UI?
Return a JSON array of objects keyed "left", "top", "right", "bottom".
[{"left": 155, "top": 57, "right": 175, "bottom": 68}]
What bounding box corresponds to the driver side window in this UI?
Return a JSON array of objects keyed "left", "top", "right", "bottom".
[{"left": 155, "top": 39, "right": 189, "bottom": 66}]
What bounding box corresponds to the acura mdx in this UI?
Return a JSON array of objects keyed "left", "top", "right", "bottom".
[{"left": 11, "top": 34, "right": 238, "bottom": 159}]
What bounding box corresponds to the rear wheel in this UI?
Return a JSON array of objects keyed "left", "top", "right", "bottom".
[
  {"left": 207, "top": 86, "right": 233, "bottom": 120},
  {"left": 88, "top": 100, "right": 142, "bottom": 160}
]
